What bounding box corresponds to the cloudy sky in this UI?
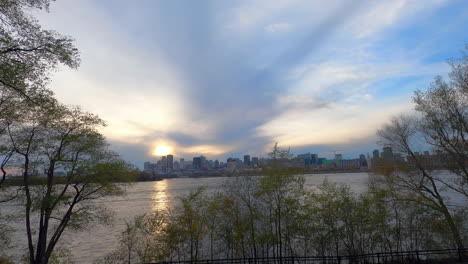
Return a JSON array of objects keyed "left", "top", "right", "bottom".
[{"left": 36, "top": 0, "right": 467, "bottom": 166}]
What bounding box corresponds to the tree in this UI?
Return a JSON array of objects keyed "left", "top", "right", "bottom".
[
  {"left": 377, "top": 115, "right": 465, "bottom": 250},
  {"left": 223, "top": 175, "right": 260, "bottom": 259},
  {"left": 98, "top": 212, "right": 167, "bottom": 264},
  {"left": 167, "top": 187, "right": 208, "bottom": 261},
  {"left": 0, "top": 0, "right": 80, "bottom": 187},
  {"left": 413, "top": 46, "right": 468, "bottom": 198},
  {"left": 0, "top": 0, "right": 79, "bottom": 189},
  {"left": 0, "top": 2, "right": 136, "bottom": 263},
  {"left": 377, "top": 47, "right": 468, "bottom": 250},
  {"left": 0, "top": 0, "right": 79, "bottom": 97},
  {"left": 256, "top": 143, "right": 304, "bottom": 261},
  {"left": 2, "top": 100, "right": 134, "bottom": 264}
]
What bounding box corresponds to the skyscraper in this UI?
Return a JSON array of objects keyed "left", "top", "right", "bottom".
[
  {"left": 372, "top": 149, "right": 380, "bottom": 160},
  {"left": 244, "top": 155, "right": 251, "bottom": 166},
  {"left": 297, "top": 153, "right": 311, "bottom": 165},
  {"left": 382, "top": 146, "right": 394, "bottom": 161},
  {"left": 359, "top": 154, "right": 367, "bottom": 167},
  {"left": 161, "top": 156, "right": 167, "bottom": 170},
  {"left": 311, "top": 154, "right": 318, "bottom": 165},
  {"left": 200, "top": 155, "right": 207, "bottom": 169},
  {"left": 167, "top": 154, "right": 174, "bottom": 170},
  {"left": 193, "top": 157, "right": 201, "bottom": 169}
]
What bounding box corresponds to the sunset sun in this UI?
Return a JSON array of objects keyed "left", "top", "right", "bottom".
[{"left": 154, "top": 145, "right": 171, "bottom": 156}]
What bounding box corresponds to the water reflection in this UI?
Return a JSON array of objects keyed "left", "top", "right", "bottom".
[{"left": 152, "top": 180, "right": 168, "bottom": 211}]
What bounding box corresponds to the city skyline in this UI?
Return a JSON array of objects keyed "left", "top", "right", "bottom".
[
  {"left": 142, "top": 144, "right": 434, "bottom": 169},
  {"left": 2, "top": 1, "right": 466, "bottom": 262},
  {"left": 34, "top": 0, "right": 468, "bottom": 166},
  {"left": 142, "top": 144, "right": 449, "bottom": 176}
]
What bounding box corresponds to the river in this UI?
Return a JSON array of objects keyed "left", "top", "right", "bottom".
[{"left": 6, "top": 173, "right": 370, "bottom": 263}]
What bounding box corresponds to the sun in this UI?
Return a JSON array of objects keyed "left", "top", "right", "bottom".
[{"left": 154, "top": 145, "right": 171, "bottom": 156}]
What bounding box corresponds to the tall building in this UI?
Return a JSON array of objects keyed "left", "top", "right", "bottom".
[
  {"left": 193, "top": 157, "right": 201, "bottom": 169},
  {"left": 311, "top": 154, "right": 318, "bottom": 165},
  {"left": 244, "top": 155, "right": 251, "bottom": 166},
  {"left": 359, "top": 154, "right": 367, "bottom": 167},
  {"left": 297, "top": 153, "right": 312, "bottom": 165},
  {"left": 161, "top": 156, "right": 167, "bottom": 170},
  {"left": 167, "top": 154, "right": 174, "bottom": 170},
  {"left": 335, "top": 154, "right": 343, "bottom": 160},
  {"left": 200, "top": 155, "right": 207, "bottom": 169},
  {"left": 367, "top": 153, "right": 372, "bottom": 168},
  {"left": 372, "top": 149, "right": 380, "bottom": 160},
  {"left": 382, "top": 146, "right": 394, "bottom": 161}
]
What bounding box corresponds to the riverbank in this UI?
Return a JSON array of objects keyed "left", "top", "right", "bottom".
[{"left": 185, "top": 168, "right": 370, "bottom": 179}]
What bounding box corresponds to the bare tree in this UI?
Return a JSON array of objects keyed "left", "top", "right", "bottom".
[
  {"left": 413, "top": 46, "right": 468, "bottom": 198},
  {"left": 378, "top": 115, "right": 464, "bottom": 249}
]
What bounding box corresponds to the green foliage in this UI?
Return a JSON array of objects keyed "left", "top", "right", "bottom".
[
  {"left": 0, "top": 2, "right": 135, "bottom": 260},
  {"left": 0, "top": 0, "right": 79, "bottom": 96},
  {"left": 95, "top": 212, "right": 168, "bottom": 264},
  {"left": 1, "top": 101, "right": 136, "bottom": 263},
  {"left": 106, "top": 172, "right": 467, "bottom": 263},
  {"left": 102, "top": 142, "right": 467, "bottom": 264}
]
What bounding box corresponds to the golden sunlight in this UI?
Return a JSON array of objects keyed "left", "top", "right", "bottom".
[
  {"left": 152, "top": 180, "right": 168, "bottom": 211},
  {"left": 154, "top": 145, "right": 171, "bottom": 156}
]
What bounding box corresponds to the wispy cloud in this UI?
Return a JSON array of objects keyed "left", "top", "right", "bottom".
[
  {"left": 265, "top": 23, "right": 292, "bottom": 33},
  {"left": 35, "top": 0, "right": 467, "bottom": 165}
]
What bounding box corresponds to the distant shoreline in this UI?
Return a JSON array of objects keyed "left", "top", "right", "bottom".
[
  {"left": 3, "top": 169, "right": 370, "bottom": 186},
  {"left": 181, "top": 168, "right": 370, "bottom": 179}
]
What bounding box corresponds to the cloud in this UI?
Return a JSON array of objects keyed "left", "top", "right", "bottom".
[
  {"left": 345, "top": 0, "right": 449, "bottom": 39},
  {"left": 265, "top": 23, "right": 292, "bottom": 33},
  {"left": 256, "top": 97, "right": 413, "bottom": 148},
  {"left": 33, "top": 0, "right": 467, "bottom": 167},
  {"left": 181, "top": 145, "right": 233, "bottom": 156}
]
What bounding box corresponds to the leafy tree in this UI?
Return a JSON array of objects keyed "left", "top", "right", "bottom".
[
  {"left": 223, "top": 175, "right": 260, "bottom": 259},
  {"left": 98, "top": 212, "right": 167, "bottom": 264},
  {"left": 256, "top": 144, "right": 305, "bottom": 260},
  {"left": 2, "top": 100, "right": 134, "bottom": 264},
  {"left": 0, "top": 0, "right": 79, "bottom": 97},
  {"left": 0, "top": 0, "right": 79, "bottom": 194},
  {"left": 0, "top": 0, "right": 79, "bottom": 189},
  {"left": 167, "top": 187, "right": 208, "bottom": 261},
  {"left": 0, "top": 2, "right": 134, "bottom": 263}
]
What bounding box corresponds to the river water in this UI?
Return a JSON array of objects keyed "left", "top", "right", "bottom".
[{"left": 6, "top": 173, "right": 370, "bottom": 263}]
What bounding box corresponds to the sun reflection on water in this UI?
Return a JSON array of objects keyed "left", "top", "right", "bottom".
[{"left": 152, "top": 180, "right": 168, "bottom": 212}]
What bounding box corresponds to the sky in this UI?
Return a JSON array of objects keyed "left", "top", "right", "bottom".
[{"left": 36, "top": 0, "right": 468, "bottom": 167}]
